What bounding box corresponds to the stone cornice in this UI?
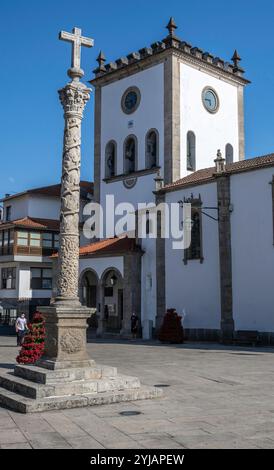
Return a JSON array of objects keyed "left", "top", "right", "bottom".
[
  {"left": 89, "top": 41, "right": 250, "bottom": 88},
  {"left": 103, "top": 166, "right": 160, "bottom": 184}
]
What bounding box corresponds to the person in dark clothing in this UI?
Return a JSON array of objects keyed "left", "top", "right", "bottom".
[{"left": 130, "top": 312, "right": 139, "bottom": 339}]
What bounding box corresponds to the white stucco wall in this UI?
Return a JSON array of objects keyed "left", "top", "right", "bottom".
[
  {"left": 0, "top": 289, "right": 17, "bottom": 299},
  {"left": 180, "top": 62, "right": 240, "bottom": 177},
  {"left": 99, "top": 63, "right": 164, "bottom": 238},
  {"left": 79, "top": 256, "right": 124, "bottom": 280},
  {"left": 18, "top": 264, "right": 52, "bottom": 299},
  {"left": 101, "top": 63, "right": 164, "bottom": 175},
  {"left": 0, "top": 263, "right": 52, "bottom": 300},
  {"left": 165, "top": 182, "right": 221, "bottom": 330},
  {"left": 3, "top": 195, "right": 60, "bottom": 222},
  {"left": 28, "top": 196, "right": 60, "bottom": 220},
  {"left": 3, "top": 196, "right": 29, "bottom": 221},
  {"left": 231, "top": 168, "right": 274, "bottom": 332}
]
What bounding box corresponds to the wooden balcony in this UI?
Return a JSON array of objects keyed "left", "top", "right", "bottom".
[
  {"left": 13, "top": 245, "right": 57, "bottom": 257},
  {"left": 0, "top": 244, "right": 58, "bottom": 258}
]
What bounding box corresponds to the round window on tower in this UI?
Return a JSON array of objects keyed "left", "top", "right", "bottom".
[
  {"left": 121, "top": 87, "right": 141, "bottom": 114},
  {"left": 202, "top": 87, "right": 219, "bottom": 114}
]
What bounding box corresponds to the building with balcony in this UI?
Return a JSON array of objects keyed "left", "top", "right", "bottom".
[{"left": 0, "top": 181, "right": 93, "bottom": 333}]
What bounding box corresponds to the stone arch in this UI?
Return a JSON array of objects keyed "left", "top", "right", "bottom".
[
  {"left": 100, "top": 266, "right": 123, "bottom": 284},
  {"left": 187, "top": 131, "right": 196, "bottom": 171},
  {"left": 124, "top": 135, "right": 138, "bottom": 174},
  {"left": 100, "top": 267, "right": 124, "bottom": 333},
  {"left": 79, "top": 268, "right": 99, "bottom": 307},
  {"left": 145, "top": 128, "right": 159, "bottom": 169},
  {"left": 105, "top": 140, "right": 117, "bottom": 178}
]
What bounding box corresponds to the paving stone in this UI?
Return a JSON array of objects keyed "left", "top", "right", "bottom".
[
  {"left": 66, "top": 436, "right": 105, "bottom": 449},
  {"left": 0, "top": 416, "right": 18, "bottom": 429},
  {"left": 44, "top": 413, "right": 89, "bottom": 438},
  {"left": 0, "top": 428, "right": 27, "bottom": 445},
  {"left": 0, "top": 442, "right": 33, "bottom": 449},
  {"left": 2, "top": 336, "right": 274, "bottom": 449},
  {"left": 25, "top": 431, "right": 72, "bottom": 449}
]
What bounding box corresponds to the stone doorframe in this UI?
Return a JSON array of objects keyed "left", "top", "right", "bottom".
[
  {"left": 95, "top": 252, "right": 142, "bottom": 338},
  {"left": 78, "top": 250, "right": 142, "bottom": 338},
  {"left": 78, "top": 268, "right": 100, "bottom": 308},
  {"left": 97, "top": 266, "right": 124, "bottom": 336}
]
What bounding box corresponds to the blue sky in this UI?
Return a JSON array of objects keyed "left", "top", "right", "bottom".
[{"left": 1, "top": 0, "right": 274, "bottom": 196}]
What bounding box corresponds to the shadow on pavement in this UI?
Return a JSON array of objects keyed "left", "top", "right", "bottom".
[{"left": 87, "top": 337, "right": 274, "bottom": 354}]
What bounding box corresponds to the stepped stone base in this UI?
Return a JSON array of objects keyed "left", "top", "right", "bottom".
[{"left": 0, "top": 364, "right": 162, "bottom": 414}]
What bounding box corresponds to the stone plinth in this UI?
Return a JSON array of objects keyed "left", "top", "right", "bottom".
[
  {"left": 38, "top": 304, "right": 94, "bottom": 369},
  {"left": 0, "top": 303, "right": 162, "bottom": 414},
  {"left": 0, "top": 363, "right": 162, "bottom": 413}
]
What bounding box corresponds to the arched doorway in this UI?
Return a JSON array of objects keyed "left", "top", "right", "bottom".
[
  {"left": 101, "top": 268, "right": 124, "bottom": 333},
  {"left": 80, "top": 269, "right": 99, "bottom": 331}
]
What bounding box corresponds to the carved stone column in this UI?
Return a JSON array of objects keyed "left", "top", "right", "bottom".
[
  {"left": 56, "top": 82, "right": 90, "bottom": 305},
  {"left": 38, "top": 79, "right": 93, "bottom": 369}
]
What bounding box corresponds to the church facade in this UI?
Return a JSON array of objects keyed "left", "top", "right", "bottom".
[{"left": 76, "top": 19, "right": 274, "bottom": 343}]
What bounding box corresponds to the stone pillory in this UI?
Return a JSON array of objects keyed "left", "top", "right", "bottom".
[{"left": 0, "top": 26, "right": 162, "bottom": 412}]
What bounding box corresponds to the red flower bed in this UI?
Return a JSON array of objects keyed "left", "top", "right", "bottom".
[
  {"left": 16, "top": 312, "right": 45, "bottom": 364},
  {"left": 158, "top": 308, "right": 184, "bottom": 344}
]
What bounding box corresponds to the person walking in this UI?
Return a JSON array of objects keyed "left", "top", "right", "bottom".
[
  {"left": 15, "top": 313, "right": 27, "bottom": 347},
  {"left": 130, "top": 312, "right": 139, "bottom": 340}
]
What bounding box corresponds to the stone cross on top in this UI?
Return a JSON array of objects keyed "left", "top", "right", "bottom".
[{"left": 59, "top": 27, "right": 94, "bottom": 80}]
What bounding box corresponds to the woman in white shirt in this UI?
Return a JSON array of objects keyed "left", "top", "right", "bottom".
[{"left": 15, "top": 314, "right": 27, "bottom": 346}]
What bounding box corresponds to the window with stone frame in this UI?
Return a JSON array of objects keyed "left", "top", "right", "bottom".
[
  {"left": 30, "top": 268, "right": 52, "bottom": 290},
  {"left": 1, "top": 267, "right": 16, "bottom": 289},
  {"left": 124, "top": 135, "right": 137, "bottom": 174},
  {"left": 105, "top": 141, "right": 117, "bottom": 178},
  {"left": 187, "top": 131, "right": 196, "bottom": 172},
  {"left": 146, "top": 129, "right": 158, "bottom": 169},
  {"left": 184, "top": 195, "right": 203, "bottom": 264}
]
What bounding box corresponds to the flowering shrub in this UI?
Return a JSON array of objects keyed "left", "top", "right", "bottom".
[
  {"left": 16, "top": 312, "right": 45, "bottom": 364},
  {"left": 158, "top": 308, "right": 184, "bottom": 344}
]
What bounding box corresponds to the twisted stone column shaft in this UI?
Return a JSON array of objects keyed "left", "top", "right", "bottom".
[{"left": 56, "top": 82, "right": 91, "bottom": 303}]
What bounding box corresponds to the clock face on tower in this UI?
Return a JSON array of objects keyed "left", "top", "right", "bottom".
[
  {"left": 125, "top": 91, "right": 137, "bottom": 110},
  {"left": 202, "top": 88, "right": 219, "bottom": 113},
  {"left": 121, "top": 87, "right": 141, "bottom": 114}
]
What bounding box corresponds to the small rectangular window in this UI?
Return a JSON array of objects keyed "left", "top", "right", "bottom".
[
  {"left": 53, "top": 234, "right": 59, "bottom": 249},
  {"left": 17, "top": 231, "right": 28, "bottom": 246},
  {"left": 30, "top": 232, "right": 41, "bottom": 247},
  {"left": 42, "top": 233, "right": 53, "bottom": 248},
  {"left": 1, "top": 267, "right": 16, "bottom": 289},
  {"left": 6, "top": 206, "right": 11, "bottom": 222},
  {"left": 30, "top": 268, "right": 52, "bottom": 290}
]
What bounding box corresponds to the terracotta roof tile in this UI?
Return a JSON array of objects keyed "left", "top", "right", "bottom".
[
  {"left": 52, "top": 236, "right": 139, "bottom": 258},
  {"left": 2, "top": 181, "right": 93, "bottom": 202},
  {"left": 0, "top": 217, "right": 60, "bottom": 231},
  {"left": 163, "top": 154, "right": 274, "bottom": 192},
  {"left": 79, "top": 237, "right": 140, "bottom": 257}
]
